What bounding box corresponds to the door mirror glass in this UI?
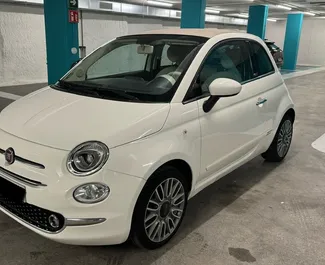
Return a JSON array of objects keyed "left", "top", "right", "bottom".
[{"left": 208, "top": 78, "right": 242, "bottom": 97}]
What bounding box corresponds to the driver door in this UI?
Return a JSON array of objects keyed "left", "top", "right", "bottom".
[{"left": 193, "top": 40, "right": 266, "bottom": 181}]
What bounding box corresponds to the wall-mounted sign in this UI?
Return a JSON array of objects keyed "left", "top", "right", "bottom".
[
  {"left": 68, "top": 0, "right": 78, "bottom": 9},
  {"left": 69, "top": 10, "right": 79, "bottom": 23}
]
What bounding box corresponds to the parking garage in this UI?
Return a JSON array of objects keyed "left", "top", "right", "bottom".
[{"left": 1, "top": 0, "right": 325, "bottom": 264}]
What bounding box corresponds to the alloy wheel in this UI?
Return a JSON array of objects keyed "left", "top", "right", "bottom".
[
  {"left": 144, "top": 178, "right": 186, "bottom": 243},
  {"left": 277, "top": 119, "right": 293, "bottom": 158}
]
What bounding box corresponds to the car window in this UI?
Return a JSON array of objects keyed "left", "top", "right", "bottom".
[
  {"left": 87, "top": 44, "right": 147, "bottom": 79},
  {"left": 161, "top": 44, "right": 172, "bottom": 66},
  {"left": 186, "top": 40, "right": 253, "bottom": 99},
  {"left": 250, "top": 42, "right": 274, "bottom": 77}
]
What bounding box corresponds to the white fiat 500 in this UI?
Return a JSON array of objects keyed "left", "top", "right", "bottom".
[{"left": 0, "top": 29, "right": 294, "bottom": 249}]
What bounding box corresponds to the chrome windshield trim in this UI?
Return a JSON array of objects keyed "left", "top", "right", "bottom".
[
  {"left": 65, "top": 218, "right": 106, "bottom": 226},
  {"left": 0, "top": 167, "right": 47, "bottom": 188}
]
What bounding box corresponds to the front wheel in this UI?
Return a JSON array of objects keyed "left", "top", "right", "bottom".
[
  {"left": 130, "top": 166, "right": 188, "bottom": 249},
  {"left": 262, "top": 115, "right": 293, "bottom": 162}
]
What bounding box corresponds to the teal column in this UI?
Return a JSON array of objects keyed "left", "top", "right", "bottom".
[
  {"left": 44, "top": 0, "right": 80, "bottom": 84},
  {"left": 247, "top": 5, "right": 268, "bottom": 39},
  {"left": 181, "top": 0, "right": 206, "bottom": 28},
  {"left": 283, "top": 13, "right": 304, "bottom": 70}
]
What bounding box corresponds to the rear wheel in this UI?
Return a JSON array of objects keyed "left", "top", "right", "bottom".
[
  {"left": 130, "top": 166, "right": 188, "bottom": 249},
  {"left": 262, "top": 115, "right": 293, "bottom": 162}
]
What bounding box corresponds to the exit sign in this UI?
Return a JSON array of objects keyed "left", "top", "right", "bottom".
[
  {"left": 68, "top": 0, "right": 78, "bottom": 9},
  {"left": 69, "top": 10, "right": 79, "bottom": 23}
]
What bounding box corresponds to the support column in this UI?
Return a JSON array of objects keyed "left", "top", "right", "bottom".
[
  {"left": 247, "top": 5, "right": 268, "bottom": 39},
  {"left": 181, "top": 0, "right": 206, "bottom": 28},
  {"left": 283, "top": 13, "right": 304, "bottom": 70},
  {"left": 44, "top": 0, "right": 80, "bottom": 84}
]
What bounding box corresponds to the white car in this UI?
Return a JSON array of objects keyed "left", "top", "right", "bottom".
[{"left": 0, "top": 29, "right": 294, "bottom": 249}]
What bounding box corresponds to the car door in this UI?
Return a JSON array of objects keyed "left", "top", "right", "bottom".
[
  {"left": 190, "top": 40, "right": 267, "bottom": 181},
  {"left": 248, "top": 41, "right": 283, "bottom": 139}
]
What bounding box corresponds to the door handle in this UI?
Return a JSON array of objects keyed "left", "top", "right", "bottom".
[{"left": 256, "top": 98, "right": 267, "bottom": 106}]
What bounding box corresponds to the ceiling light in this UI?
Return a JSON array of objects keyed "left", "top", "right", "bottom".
[
  {"left": 276, "top": 5, "right": 292, "bottom": 11},
  {"left": 267, "top": 18, "right": 277, "bottom": 22},
  {"left": 236, "top": 13, "right": 249, "bottom": 18},
  {"left": 304, "top": 11, "right": 316, "bottom": 16},
  {"left": 205, "top": 8, "right": 220, "bottom": 14},
  {"left": 147, "top": 0, "right": 172, "bottom": 7}
]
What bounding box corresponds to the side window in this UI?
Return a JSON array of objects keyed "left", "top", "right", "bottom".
[
  {"left": 195, "top": 40, "right": 253, "bottom": 96},
  {"left": 250, "top": 42, "right": 274, "bottom": 77},
  {"left": 87, "top": 44, "right": 147, "bottom": 79}
]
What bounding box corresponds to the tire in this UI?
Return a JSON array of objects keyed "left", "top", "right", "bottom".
[
  {"left": 130, "top": 166, "right": 189, "bottom": 249},
  {"left": 262, "top": 115, "right": 293, "bottom": 162}
]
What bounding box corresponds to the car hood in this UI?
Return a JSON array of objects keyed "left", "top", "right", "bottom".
[{"left": 0, "top": 87, "right": 170, "bottom": 150}]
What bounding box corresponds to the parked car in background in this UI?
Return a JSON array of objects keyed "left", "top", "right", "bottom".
[
  {"left": 265, "top": 40, "right": 283, "bottom": 68},
  {"left": 0, "top": 29, "right": 295, "bottom": 249}
]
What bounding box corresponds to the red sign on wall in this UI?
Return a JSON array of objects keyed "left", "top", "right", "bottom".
[{"left": 69, "top": 10, "right": 79, "bottom": 23}]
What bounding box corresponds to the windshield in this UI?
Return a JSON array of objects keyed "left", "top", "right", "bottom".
[{"left": 55, "top": 34, "right": 207, "bottom": 103}]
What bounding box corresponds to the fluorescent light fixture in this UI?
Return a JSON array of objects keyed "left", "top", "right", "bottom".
[
  {"left": 276, "top": 5, "right": 292, "bottom": 11},
  {"left": 304, "top": 11, "right": 316, "bottom": 16},
  {"left": 205, "top": 8, "right": 220, "bottom": 14},
  {"left": 267, "top": 18, "right": 277, "bottom": 22},
  {"left": 236, "top": 13, "right": 249, "bottom": 18},
  {"left": 147, "top": 0, "right": 172, "bottom": 7}
]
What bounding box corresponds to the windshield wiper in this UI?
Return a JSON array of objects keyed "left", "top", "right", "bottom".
[{"left": 57, "top": 80, "right": 140, "bottom": 102}]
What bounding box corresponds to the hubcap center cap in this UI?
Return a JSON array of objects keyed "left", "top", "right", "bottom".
[{"left": 160, "top": 202, "right": 171, "bottom": 218}]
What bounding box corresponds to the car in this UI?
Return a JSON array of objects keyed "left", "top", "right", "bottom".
[
  {"left": 0, "top": 28, "right": 295, "bottom": 249},
  {"left": 265, "top": 40, "right": 284, "bottom": 68}
]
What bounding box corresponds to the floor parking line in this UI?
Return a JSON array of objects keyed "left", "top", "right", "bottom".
[
  {"left": 312, "top": 133, "right": 325, "bottom": 153},
  {"left": 0, "top": 92, "right": 21, "bottom": 101}
]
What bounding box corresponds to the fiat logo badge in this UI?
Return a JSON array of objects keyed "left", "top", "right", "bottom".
[{"left": 5, "top": 148, "right": 15, "bottom": 165}]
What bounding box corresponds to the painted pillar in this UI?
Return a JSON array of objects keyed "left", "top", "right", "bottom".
[
  {"left": 283, "top": 13, "right": 304, "bottom": 70},
  {"left": 247, "top": 5, "right": 268, "bottom": 39},
  {"left": 44, "top": 0, "right": 80, "bottom": 84},
  {"left": 181, "top": 0, "right": 206, "bottom": 28}
]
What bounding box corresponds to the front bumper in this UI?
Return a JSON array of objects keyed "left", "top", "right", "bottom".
[{"left": 0, "top": 130, "right": 146, "bottom": 245}]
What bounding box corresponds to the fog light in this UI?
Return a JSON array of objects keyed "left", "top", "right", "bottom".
[
  {"left": 73, "top": 183, "right": 109, "bottom": 204},
  {"left": 48, "top": 214, "right": 60, "bottom": 228}
]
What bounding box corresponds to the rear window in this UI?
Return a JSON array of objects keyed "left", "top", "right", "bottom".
[{"left": 250, "top": 42, "right": 274, "bottom": 77}]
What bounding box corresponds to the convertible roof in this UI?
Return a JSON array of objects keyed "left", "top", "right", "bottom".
[{"left": 129, "top": 28, "right": 240, "bottom": 39}]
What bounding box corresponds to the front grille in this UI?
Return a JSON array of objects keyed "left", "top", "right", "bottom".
[
  {"left": 0, "top": 148, "right": 45, "bottom": 169},
  {"left": 0, "top": 177, "right": 65, "bottom": 233}
]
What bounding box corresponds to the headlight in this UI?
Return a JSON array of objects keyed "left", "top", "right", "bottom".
[
  {"left": 73, "top": 183, "right": 110, "bottom": 203},
  {"left": 67, "top": 141, "right": 109, "bottom": 176}
]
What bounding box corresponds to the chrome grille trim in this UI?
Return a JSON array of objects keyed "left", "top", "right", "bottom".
[
  {"left": 0, "top": 148, "right": 45, "bottom": 169},
  {"left": 0, "top": 167, "right": 47, "bottom": 187}
]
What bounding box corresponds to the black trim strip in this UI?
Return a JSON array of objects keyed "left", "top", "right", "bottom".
[
  {"left": 0, "top": 148, "right": 45, "bottom": 169},
  {"left": 0, "top": 167, "right": 47, "bottom": 187}
]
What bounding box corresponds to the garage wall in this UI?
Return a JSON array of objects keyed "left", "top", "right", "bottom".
[
  {"left": 0, "top": 4, "right": 47, "bottom": 86},
  {"left": 0, "top": 3, "right": 246, "bottom": 87},
  {"left": 266, "top": 18, "right": 325, "bottom": 67}
]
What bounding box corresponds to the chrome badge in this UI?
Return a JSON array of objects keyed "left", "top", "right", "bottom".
[{"left": 5, "top": 148, "right": 15, "bottom": 165}]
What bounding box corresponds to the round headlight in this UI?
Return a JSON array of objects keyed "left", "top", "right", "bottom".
[
  {"left": 67, "top": 141, "right": 109, "bottom": 176},
  {"left": 73, "top": 183, "right": 110, "bottom": 203}
]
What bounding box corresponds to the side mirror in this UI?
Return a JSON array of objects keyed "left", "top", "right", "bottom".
[{"left": 203, "top": 78, "right": 242, "bottom": 113}]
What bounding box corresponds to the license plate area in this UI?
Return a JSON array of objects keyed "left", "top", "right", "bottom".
[{"left": 0, "top": 176, "right": 26, "bottom": 202}]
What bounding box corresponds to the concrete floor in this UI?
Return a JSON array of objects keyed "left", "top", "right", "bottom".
[{"left": 0, "top": 72, "right": 325, "bottom": 265}]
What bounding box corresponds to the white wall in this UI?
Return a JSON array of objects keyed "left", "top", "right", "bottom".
[
  {"left": 0, "top": 4, "right": 47, "bottom": 86},
  {"left": 298, "top": 19, "right": 325, "bottom": 66},
  {"left": 0, "top": 3, "right": 245, "bottom": 87},
  {"left": 266, "top": 18, "right": 325, "bottom": 67}
]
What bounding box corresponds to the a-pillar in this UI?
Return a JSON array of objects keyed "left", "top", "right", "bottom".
[
  {"left": 180, "top": 0, "right": 206, "bottom": 28},
  {"left": 44, "top": 0, "right": 80, "bottom": 84},
  {"left": 283, "top": 13, "right": 304, "bottom": 70},
  {"left": 247, "top": 5, "right": 269, "bottom": 39}
]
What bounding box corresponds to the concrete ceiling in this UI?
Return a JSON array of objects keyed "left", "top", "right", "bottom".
[{"left": 124, "top": 0, "right": 325, "bottom": 20}]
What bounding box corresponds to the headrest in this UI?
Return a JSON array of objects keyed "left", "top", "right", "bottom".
[{"left": 167, "top": 45, "right": 193, "bottom": 64}]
